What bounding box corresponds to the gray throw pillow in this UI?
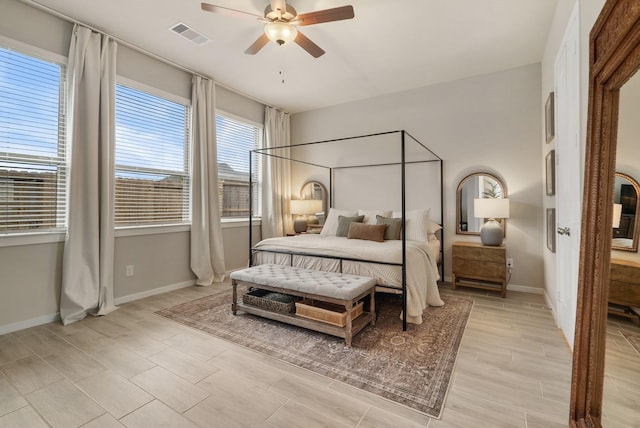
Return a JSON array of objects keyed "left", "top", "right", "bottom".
[
  {"left": 336, "top": 215, "right": 365, "bottom": 237},
  {"left": 376, "top": 215, "right": 403, "bottom": 240}
]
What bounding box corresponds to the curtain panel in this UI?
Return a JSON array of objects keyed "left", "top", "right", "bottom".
[
  {"left": 190, "top": 76, "right": 226, "bottom": 285},
  {"left": 60, "top": 25, "right": 117, "bottom": 325},
  {"left": 262, "top": 106, "right": 293, "bottom": 238}
]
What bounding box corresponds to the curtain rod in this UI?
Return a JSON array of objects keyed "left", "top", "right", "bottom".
[{"left": 21, "top": 0, "right": 280, "bottom": 111}]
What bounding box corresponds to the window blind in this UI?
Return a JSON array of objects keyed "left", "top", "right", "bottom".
[
  {"left": 0, "top": 47, "right": 67, "bottom": 234},
  {"left": 115, "top": 84, "right": 190, "bottom": 226},
  {"left": 216, "top": 114, "right": 262, "bottom": 218}
]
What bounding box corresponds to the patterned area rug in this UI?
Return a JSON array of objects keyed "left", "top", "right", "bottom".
[
  {"left": 622, "top": 330, "right": 640, "bottom": 354},
  {"left": 156, "top": 288, "right": 472, "bottom": 418}
]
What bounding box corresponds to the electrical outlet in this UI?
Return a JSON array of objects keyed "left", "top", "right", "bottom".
[
  {"left": 506, "top": 258, "right": 514, "bottom": 269},
  {"left": 126, "top": 265, "right": 134, "bottom": 277}
]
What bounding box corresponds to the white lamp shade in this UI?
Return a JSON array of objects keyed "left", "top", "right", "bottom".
[
  {"left": 474, "top": 198, "right": 510, "bottom": 219},
  {"left": 264, "top": 21, "right": 298, "bottom": 45},
  {"left": 613, "top": 203, "right": 623, "bottom": 228},
  {"left": 290, "top": 199, "right": 322, "bottom": 215}
]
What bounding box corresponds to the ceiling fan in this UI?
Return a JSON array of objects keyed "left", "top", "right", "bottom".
[{"left": 201, "top": 0, "right": 354, "bottom": 58}]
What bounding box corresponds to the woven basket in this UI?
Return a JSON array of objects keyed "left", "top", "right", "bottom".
[{"left": 242, "top": 289, "right": 301, "bottom": 314}]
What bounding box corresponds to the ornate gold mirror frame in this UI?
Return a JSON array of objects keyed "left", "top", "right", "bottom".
[{"left": 571, "top": 1, "right": 640, "bottom": 426}]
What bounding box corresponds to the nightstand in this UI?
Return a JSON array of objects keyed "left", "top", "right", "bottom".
[
  {"left": 608, "top": 258, "right": 640, "bottom": 320},
  {"left": 452, "top": 241, "right": 507, "bottom": 297}
]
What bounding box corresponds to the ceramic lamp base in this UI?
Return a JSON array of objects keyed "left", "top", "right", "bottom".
[
  {"left": 293, "top": 219, "right": 307, "bottom": 233},
  {"left": 480, "top": 219, "right": 504, "bottom": 246}
]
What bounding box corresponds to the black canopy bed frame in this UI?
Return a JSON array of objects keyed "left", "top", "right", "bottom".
[{"left": 247, "top": 130, "right": 443, "bottom": 331}]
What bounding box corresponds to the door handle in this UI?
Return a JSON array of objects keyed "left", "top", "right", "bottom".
[{"left": 557, "top": 227, "right": 571, "bottom": 236}]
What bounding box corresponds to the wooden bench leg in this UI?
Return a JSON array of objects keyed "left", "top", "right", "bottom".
[
  {"left": 345, "top": 301, "right": 353, "bottom": 347},
  {"left": 232, "top": 280, "right": 237, "bottom": 315},
  {"left": 370, "top": 289, "right": 376, "bottom": 326}
]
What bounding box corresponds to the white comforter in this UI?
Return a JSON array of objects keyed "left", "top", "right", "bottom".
[{"left": 253, "top": 235, "right": 444, "bottom": 324}]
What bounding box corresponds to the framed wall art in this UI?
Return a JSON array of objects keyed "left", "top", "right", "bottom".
[
  {"left": 547, "top": 208, "right": 556, "bottom": 253},
  {"left": 545, "top": 92, "right": 555, "bottom": 143},
  {"left": 546, "top": 150, "right": 555, "bottom": 196}
]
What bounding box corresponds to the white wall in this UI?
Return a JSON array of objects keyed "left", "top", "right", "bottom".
[
  {"left": 0, "top": 0, "right": 263, "bottom": 333},
  {"left": 291, "top": 64, "right": 544, "bottom": 291}
]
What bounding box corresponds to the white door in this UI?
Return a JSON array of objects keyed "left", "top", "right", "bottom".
[{"left": 554, "top": 4, "right": 581, "bottom": 349}]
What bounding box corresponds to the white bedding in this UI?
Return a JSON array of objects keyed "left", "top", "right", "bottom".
[{"left": 253, "top": 235, "right": 444, "bottom": 324}]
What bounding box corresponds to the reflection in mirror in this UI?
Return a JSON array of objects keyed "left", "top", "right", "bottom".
[
  {"left": 456, "top": 172, "right": 507, "bottom": 235},
  {"left": 612, "top": 172, "right": 640, "bottom": 252},
  {"left": 300, "top": 181, "right": 327, "bottom": 225},
  {"left": 602, "top": 31, "right": 640, "bottom": 425}
]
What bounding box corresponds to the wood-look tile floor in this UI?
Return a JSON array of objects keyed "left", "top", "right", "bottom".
[{"left": 1, "top": 281, "right": 621, "bottom": 427}]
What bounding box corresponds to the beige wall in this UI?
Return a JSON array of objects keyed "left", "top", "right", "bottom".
[
  {"left": 0, "top": 0, "right": 263, "bottom": 333},
  {"left": 291, "top": 64, "right": 544, "bottom": 291}
]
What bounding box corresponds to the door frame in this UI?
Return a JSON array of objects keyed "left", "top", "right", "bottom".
[{"left": 571, "top": 0, "right": 640, "bottom": 426}]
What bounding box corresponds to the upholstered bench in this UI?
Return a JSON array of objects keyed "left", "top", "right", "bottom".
[{"left": 230, "top": 264, "right": 376, "bottom": 346}]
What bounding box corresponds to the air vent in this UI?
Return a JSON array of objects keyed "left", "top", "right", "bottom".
[{"left": 170, "top": 22, "right": 209, "bottom": 45}]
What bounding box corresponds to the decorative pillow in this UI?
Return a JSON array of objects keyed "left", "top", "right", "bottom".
[
  {"left": 347, "top": 222, "right": 387, "bottom": 242},
  {"left": 336, "top": 215, "right": 365, "bottom": 237},
  {"left": 428, "top": 221, "right": 442, "bottom": 234},
  {"left": 428, "top": 221, "right": 442, "bottom": 241},
  {"left": 391, "top": 208, "right": 431, "bottom": 241},
  {"left": 376, "top": 215, "right": 403, "bottom": 240},
  {"left": 320, "top": 208, "right": 358, "bottom": 236},
  {"left": 358, "top": 209, "right": 392, "bottom": 225}
]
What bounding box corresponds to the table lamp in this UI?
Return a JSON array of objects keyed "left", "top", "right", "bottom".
[
  {"left": 474, "top": 198, "right": 510, "bottom": 246},
  {"left": 613, "top": 203, "right": 622, "bottom": 228},
  {"left": 290, "top": 199, "right": 323, "bottom": 233}
]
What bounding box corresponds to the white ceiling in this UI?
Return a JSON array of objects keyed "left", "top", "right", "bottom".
[{"left": 29, "top": 0, "right": 558, "bottom": 113}]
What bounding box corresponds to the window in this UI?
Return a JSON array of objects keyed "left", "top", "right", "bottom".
[
  {"left": 0, "top": 47, "right": 67, "bottom": 234},
  {"left": 216, "top": 113, "right": 262, "bottom": 218},
  {"left": 115, "top": 83, "right": 190, "bottom": 226}
]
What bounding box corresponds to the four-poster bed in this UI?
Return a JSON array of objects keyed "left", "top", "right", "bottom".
[{"left": 247, "top": 130, "right": 444, "bottom": 330}]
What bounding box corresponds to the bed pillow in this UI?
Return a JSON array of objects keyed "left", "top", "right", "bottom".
[
  {"left": 320, "top": 208, "right": 358, "bottom": 236},
  {"left": 428, "top": 221, "right": 442, "bottom": 241},
  {"left": 347, "top": 222, "right": 387, "bottom": 242},
  {"left": 376, "top": 215, "right": 403, "bottom": 240},
  {"left": 358, "top": 209, "right": 392, "bottom": 225},
  {"left": 336, "top": 215, "right": 365, "bottom": 237},
  {"left": 391, "top": 208, "right": 431, "bottom": 241}
]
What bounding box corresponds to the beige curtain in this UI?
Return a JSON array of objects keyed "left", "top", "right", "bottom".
[
  {"left": 60, "top": 25, "right": 117, "bottom": 325},
  {"left": 190, "top": 76, "right": 226, "bottom": 285},
  {"left": 262, "top": 106, "right": 292, "bottom": 238}
]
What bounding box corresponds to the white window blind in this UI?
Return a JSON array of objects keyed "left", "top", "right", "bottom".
[
  {"left": 115, "top": 84, "right": 190, "bottom": 226},
  {"left": 216, "top": 113, "right": 262, "bottom": 218},
  {"left": 0, "top": 47, "right": 67, "bottom": 234}
]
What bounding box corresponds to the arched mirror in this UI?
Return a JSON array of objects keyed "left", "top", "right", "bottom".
[
  {"left": 612, "top": 172, "right": 640, "bottom": 252},
  {"left": 456, "top": 172, "right": 507, "bottom": 235},
  {"left": 571, "top": 1, "right": 640, "bottom": 425},
  {"left": 299, "top": 180, "right": 327, "bottom": 226}
]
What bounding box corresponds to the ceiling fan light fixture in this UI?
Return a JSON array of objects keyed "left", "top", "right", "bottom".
[{"left": 264, "top": 21, "right": 297, "bottom": 45}]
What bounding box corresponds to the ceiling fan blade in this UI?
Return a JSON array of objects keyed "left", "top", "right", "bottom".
[
  {"left": 245, "top": 33, "right": 270, "bottom": 55},
  {"left": 297, "top": 5, "right": 354, "bottom": 26},
  {"left": 294, "top": 31, "right": 325, "bottom": 58},
  {"left": 201, "top": 3, "right": 261, "bottom": 20}
]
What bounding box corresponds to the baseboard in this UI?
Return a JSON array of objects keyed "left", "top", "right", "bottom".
[
  {"left": 506, "top": 284, "right": 544, "bottom": 295},
  {"left": 442, "top": 276, "right": 543, "bottom": 295},
  {"left": 544, "top": 290, "right": 560, "bottom": 326},
  {"left": 114, "top": 279, "right": 196, "bottom": 305},
  {"left": 0, "top": 313, "right": 60, "bottom": 335}
]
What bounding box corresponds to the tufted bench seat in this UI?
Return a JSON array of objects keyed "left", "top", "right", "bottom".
[{"left": 230, "top": 264, "right": 376, "bottom": 346}]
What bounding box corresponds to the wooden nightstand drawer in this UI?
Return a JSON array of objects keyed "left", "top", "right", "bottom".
[
  {"left": 452, "top": 259, "right": 506, "bottom": 280},
  {"left": 452, "top": 241, "right": 507, "bottom": 297},
  {"left": 452, "top": 244, "right": 505, "bottom": 264}
]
